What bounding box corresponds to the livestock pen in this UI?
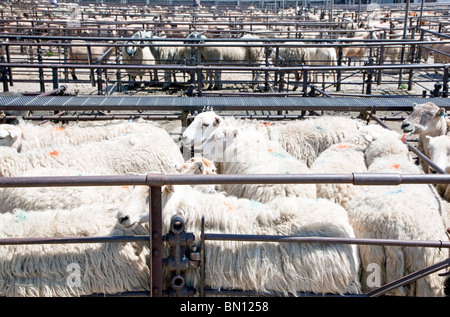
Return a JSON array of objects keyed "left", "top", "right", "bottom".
[
  {"left": 1, "top": 0, "right": 450, "bottom": 299},
  {"left": 0, "top": 95, "right": 449, "bottom": 297}
]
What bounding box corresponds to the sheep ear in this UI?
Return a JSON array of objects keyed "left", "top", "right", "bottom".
[
  {"left": 162, "top": 185, "right": 175, "bottom": 194},
  {"left": 232, "top": 128, "right": 239, "bottom": 138},
  {"left": 8, "top": 129, "right": 20, "bottom": 139},
  {"left": 213, "top": 116, "right": 222, "bottom": 126},
  {"left": 437, "top": 108, "right": 446, "bottom": 117},
  {"left": 412, "top": 103, "right": 418, "bottom": 109},
  {"left": 363, "top": 134, "right": 373, "bottom": 142},
  {"left": 194, "top": 161, "right": 204, "bottom": 173}
]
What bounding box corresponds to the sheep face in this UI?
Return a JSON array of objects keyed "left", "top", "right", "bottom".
[
  {"left": 181, "top": 111, "right": 223, "bottom": 147},
  {"left": 425, "top": 135, "right": 450, "bottom": 173},
  {"left": 202, "top": 126, "right": 239, "bottom": 163},
  {"left": 117, "top": 185, "right": 177, "bottom": 231},
  {"left": 0, "top": 125, "right": 22, "bottom": 150},
  {"left": 117, "top": 186, "right": 150, "bottom": 230},
  {"left": 175, "top": 157, "right": 217, "bottom": 175},
  {"left": 401, "top": 102, "right": 447, "bottom": 136}
]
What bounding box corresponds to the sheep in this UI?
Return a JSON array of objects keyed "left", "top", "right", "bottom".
[
  {"left": 432, "top": 43, "right": 450, "bottom": 64},
  {"left": 304, "top": 46, "right": 338, "bottom": 86},
  {"left": 423, "top": 135, "right": 450, "bottom": 200},
  {"left": 347, "top": 131, "right": 449, "bottom": 296},
  {"left": 182, "top": 111, "right": 362, "bottom": 168},
  {"left": 122, "top": 30, "right": 157, "bottom": 88},
  {"left": 0, "top": 119, "right": 169, "bottom": 153},
  {"left": 202, "top": 125, "right": 317, "bottom": 203},
  {"left": 383, "top": 37, "right": 433, "bottom": 64},
  {"left": 275, "top": 116, "right": 363, "bottom": 167},
  {"left": 198, "top": 33, "right": 265, "bottom": 90},
  {"left": 0, "top": 204, "right": 150, "bottom": 297},
  {"left": 309, "top": 124, "right": 402, "bottom": 210},
  {"left": 275, "top": 42, "right": 310, "bottom": 91},
  {"left": 0, "top": 166, "right": 135, "bottom": 213},
  {"left": 310, "top": 142, "right": 367, "bottom": 210},
  {"left": 0, "top": 133, "right": 184, "bottom": 177},
  {"left": 174, "top": 156, "right": 218, "bottom": 194},
  {"left": 117, "top": 184, "right": 362, "bottom": 296},
  {"left": 140, "top": 31, "right": 191, "bottom": 91},
  {"left": 68, "top": 40, "right": 114, "bottom": 80},
  {"left": 401, "top": 101, "right": 448, "bottom": 173},
  {"left": 341, "top": 31, "right": 378, "bottom": 66}
]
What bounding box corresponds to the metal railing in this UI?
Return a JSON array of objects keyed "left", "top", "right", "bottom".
[{"left": 0, "top": 172, "right": 448, "bottom": 297}]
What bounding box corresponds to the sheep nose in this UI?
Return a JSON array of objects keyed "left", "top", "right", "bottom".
[
  {"left": 118, "top": 215, "right": 130, "bottom": 225},
  {"left": 400, "top": 122, "right": 410, "bottom": 130}
]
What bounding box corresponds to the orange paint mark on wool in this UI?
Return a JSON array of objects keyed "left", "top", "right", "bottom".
[
  {"left": 49, "top": 150, "right": 59, "bottom": 158},
  {"left": 261, "top": 122, "right": 272, "bottom": 127},
  {"left": 336, "top": 144, "right": 349, "bottom": 149},
  {"left": 401, "top": 134, "right": 406, "bottom": 143},
  {"left": 267, "top": 148, "right": 273, "bottom": 152},
  {"left": 391, "top": 164, "right": 401, "bottom": 169},
  {"left": 223, "top": 202, "right": 233, "bottom": 212},
  {"left": 121, "top": 186, "right": 130, "bottom": 189},
  {"left": 54, "top": 127, "right": 65, "bottom": 131}
]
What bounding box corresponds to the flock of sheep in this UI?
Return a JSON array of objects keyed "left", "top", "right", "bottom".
[{"left": 0, "top": 102, "right": 449, "bottom": 297}]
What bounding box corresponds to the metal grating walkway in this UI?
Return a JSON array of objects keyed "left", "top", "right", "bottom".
[{"left": 0, "top": 96, "right": 449, "bottom": 111}]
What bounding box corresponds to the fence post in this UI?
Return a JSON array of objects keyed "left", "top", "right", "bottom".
[
  {"left": 443, "top": 66, "right": 449, "bottom": 98},
  {"left": 52, "top": 67, "right": 59, "bottom": 90},
  {"left": 336, "top": 46, "right": 342, "bottom": 92},
  {"left": 302, "top": 69, "right": 308, "bottom": 97},
  {"left": 0, "top": 56, "right": 9, "bottom": 92},
  {"left": 5, "top": 45, "right": 13, "bottom": 87},
  {"left": 150, "top": 185, "right": 163, "bottom": 297},
  {"left": 37, "top": 40, "right": 45, "bottom": 93},
  {"left": 265, "top": 46, "right": 270, "bottom": 92}
]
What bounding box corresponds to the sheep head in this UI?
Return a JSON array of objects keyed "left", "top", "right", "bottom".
[
  {"left": 181, "top": 111, "right": 223, "bottom": 147},
  {"left": 202, "top": 126, "right": 238, "bottom": 163},
  {"left": 117, "top": 185, "right": 149, "bottom": 230},
  {"left": 175, "top": 156, "right": 217, "bottom": 175},
  {"left": 0, "top": 124, "right": 22, "bottom": 151},
  {"left": 425, "top": 135, "right": 450, "bottom": 173},
  {"left": 401, "top": 102, "right": 447, "bottom": 137}
]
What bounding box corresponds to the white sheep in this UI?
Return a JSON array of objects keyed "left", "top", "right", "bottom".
[
  {"left": 304, "top": 46, "right": 338, "bottom": 85},
  {"left": 347, "top": 131, "right": 450, "bottom": 296},
  {"left": 0, "top": 119, "right": 169, "bottom": 153},
  {"left": 275, "top": 116, "right": 363, "bottom": 167},
  {"left": 199, "top": 33, "right": 265, "bottom": 90},
  {"left": 181, "top": 111, "right": 362, "bottom": 167},
  {"left": 117, "top": 184, "right": 362, "bottom": 296},
  {"left": 0, "top": 133, "right": 184, "bottom": 177},
  {"left": 310, "top": 142, "right": 367, "bottom": 210},
  {"left": 0, "top": 166, "right": 135, "bottom": 213},
  {"left": 203, "top": 125, "right": 317, "bottom": 203},
  {"left": 122, "top": 30, "right": 157, "bottom": 87},
  {"left": 68, "top": 40, "right": 114, "bottom": 80},
  {"left": 174, "top": 156, "right": 218, "bottom": 194},
  {"left": 140, "top": 31, "right": 191, "bottom": 91},
  {"left": 275, "top": 42, "right": 310, "bottom": 91},
  {"left": 401, "top": 101, "right": 449, "bottom": 173},
  {"left": 0, "top": 204, "right": 150, "bottom": 297},
  {"left": 423, "top": 135, "right": 450, "bottom": 201},
  {"left": 309, "top": 123, "right": 402, "bottom": 210}
]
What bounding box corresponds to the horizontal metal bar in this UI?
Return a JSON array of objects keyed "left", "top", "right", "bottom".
[
  {"left": 1, "top": 173, "right": 450, "bottom": 188},
  {"left": 0, "top": 235, "right": 149, "bottom": 246},
  {"left": 0, "top": 96, "right": 448, "bottom": 112},
  {"left": 1, "top": 62, "right": 449, "bottom": 72},
  {"left": 203, "top": 233, "right": 450, "bottom": 249}
]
